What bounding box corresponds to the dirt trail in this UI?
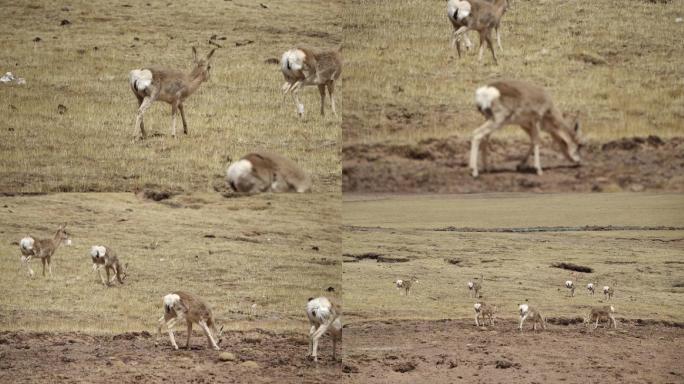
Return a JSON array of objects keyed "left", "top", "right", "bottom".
[
  {"left": 1, "top": 320, "right": 682, "bottom": 383},
  {"left": 343, "top": 137, "right": 684, "bottom": 193}
]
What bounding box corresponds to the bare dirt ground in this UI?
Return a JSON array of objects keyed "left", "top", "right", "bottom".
[
  {"left": 2, "top": 320, "right": 682, "bottom": 384},
  {"left": 342, "top": 136, "right": 684, "bottom": 193}
]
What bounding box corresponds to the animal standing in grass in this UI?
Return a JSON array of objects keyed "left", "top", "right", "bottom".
[
  {"left": 89, "top": 245, "right": 128, "bottom": 286},
  {"left": 565, "top": 280, "right": 576, "bottom": 297},
  {"left": 518, "top": 303, "right": 546, "bottom": 331},
  {"left": 18, "top": 224, "right": 72, "bottom": 278},
  {"left": 306, "top": 296, "right": 342, "bottom": 362},
  {"left": 157, "top": 291, "right": 224, "bottom": 350},
  {"left": 395, "top": 277, "right": 418, "bottom": 296},
  {"left": 603, "top": 284, "right": 614, "bottom": 300},
  {"left": 469, "top": 80, "right": 584, "bottom": 177},
  {"left": 586, "top": 282, "right": 595, "bottom": 295},
  {"left": 450, "top": 0, "right": 510, "bottom": 64},
  {"left": 467, "top": 274, "right": 483, "bottom": 298},
  {"left": 226, "top": 151, "right": 311, "bottom": 193},
  {"left": 586, "top": 305, "right": 617, "bottom": 329},
  {"left": 129, "top": 47, "right": 216, "bottom": 139},
  {"left": 281, "top": 47, "right": 342, "bottom": 117}
]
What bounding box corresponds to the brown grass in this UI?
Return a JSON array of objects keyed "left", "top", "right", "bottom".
[
  {"left": 343, "top": 0, "right": 684, "bottom": 144},
  {"left": 0, "top": 192, "right": 341, "bottom": 333},
  {"left": 0, "top": 0, "right": 341, "bottom": 193},
  {"left": 342, "top": 193, "right": 684, "bottom": 322}
]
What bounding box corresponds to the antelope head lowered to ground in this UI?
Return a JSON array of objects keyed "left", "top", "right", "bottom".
[
  {"left": 469, "top": 80, "right": 584, "bottom": 177},
  {"left": 129, "top": 47, "right": 216, "bottom": 139}
]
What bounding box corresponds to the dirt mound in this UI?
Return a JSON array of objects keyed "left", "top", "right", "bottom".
[{"left": 343, "top": 137, "right": 684, "bottom": 193}]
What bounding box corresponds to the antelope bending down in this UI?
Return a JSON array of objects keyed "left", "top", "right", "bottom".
[
  {"left": 469, "top": 80, "right": 584, "bottom": 177},
  {"left": 129, "top": 47, "right": 216, "bottom": 139},
  {"left": 306, "top": 297, "right": 342, "bottom": 362},
  {"left": 518, "top": 303, "right": 546, "bottom": 331},
  {"left": 281, "top": 47, "right": 342, "bottom": 117},
  {"left": 226, "top": 151, "right": 311, "bottom": 193},
  {"left": 586, "top": 305, "right": 617, "bottom": 329},
  {"left": 157, "top": 291, "right": 224, "bottom": 350},
  {"left": 451, "top": 0, "right": 509, "bottom": 64},
  {"left": 90, "top": 245, "right": 128, "bottom": 286},
  {"left": 446, "top": 0, "right": 474, "bottom": 57},
  {"left": 19, "top": 224, "right": 72, "bottom": 278},
  {"left": 395, "top": 277, "right": 418, "bottom": 296},
  {"left": 473, "top": 302, "right": 496, "bottom": 327}
]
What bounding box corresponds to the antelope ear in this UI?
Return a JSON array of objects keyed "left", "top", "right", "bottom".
[
  {"left": 206, "top": 49, "right": 216, "bottom": 60},
  {"left": 192, "top": 46, "right": 198, "bottom": 61}
]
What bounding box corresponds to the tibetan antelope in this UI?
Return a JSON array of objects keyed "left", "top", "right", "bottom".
[
  {"left": 281, "top": 47, "right": 342, "bottom": 117},
  {"left": 468, "top": 274, "right": 483, "bottom": 298},
  {"left": 226, "top": 151, "right": 312, "bottom": 193},
  {"left": 19, "top": 224, "right": 72, "bottom": 278},
  {"left": 451, "top": 0, "right": 510, "bottom": 64},
  {"left": 158, "top": 291, "right": 224, "bottom": 350},
  {"left": 518, "top": 303, "right": 546, "bottom": 331},
  {"left": 129, "top": 47, "right": 216, "bottom": 139},
  {"left": 603, "top": 285, "right": 614, "bottom": 300},
  {"left": 586, "top": 283, "right": 595, "bottom": 295},
  {"left": 565, "top": 280, "right": 575, "bottom": 297},
  {"left": 469, "top": 80, "right": 584, "bottom": 177},
  {"left": 395, "top": 276, "right": 418, "bottom": 296},
  {"left": 306, "top": 297, "right": 342, "bottom": 362},
  {"left": 473, "top": 302, "right": 496, "bottom": 327},
  {"left": 586, "top": 305, "right": 617, "bottom": 329},
  {"left": 89, "top": 245, "right": 128, "bottom": 286}
]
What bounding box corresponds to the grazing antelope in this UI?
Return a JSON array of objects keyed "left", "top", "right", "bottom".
[
  {"left": 603, "top": 285, "right": 614, "bottom": 300},
  {"left": 157, "top": 291, "right": 224, "bottom": 350},
  {"left": 395, "top": 276, "right": 418, "bottom": 296},
  {"left": 586, "top": 305, "right": 617, "bottom": 329},
  {"left": 306, "top": 297, "right": 342, "bottom": 362},
  {"left": 89, "top": 245, "right": 128, "bottom": 286},
  {"left": 281, "top": 47, "right": 342, "bottom": 117},
  {"left": 469, "top": 80, "right": 584, "bottom": 177},
  {"left": 518, "top": 303, "right": 546, "bottom": 331},
  {"left": 586, "top": 283, "right": 595, "bottom": 295},
  {"left": 18, "top": 224, "right": 72, "bottom": 278},
  {"left": 565, "top": 280, "right": 575, "bottom": 297},
  {"left": 226, "top": 151, "right": 312, "bottom": 193},
  {"left": 446, "top": 0, "right": 474, "bottom": 57},
  {"left": 473, "top": 302, "right": 496, "bottom": 327},
  {"left": 452, "top": 0, "right": 510, "bottom": 64},
  {"left": 467, "top": 274, "right": 483, "bottom": 298},
  {"left": 129, "top": 47, "right": 216, "bottom": 139}
]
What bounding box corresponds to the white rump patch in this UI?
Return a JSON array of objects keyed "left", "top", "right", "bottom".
[
  {"left": 281, "top": 49, "right": 306, "bottom": 76},
  {"left": 129, "top": 69, "right": 153, "bottom": 92},
  {"left": 519, "top": 304, "right": 529, "bottom": 316},
  {"left": 467, "top": 281, "right": 474, "bottom": 289},
  {"left": 90, "top": 245, "right": 106, "bottom": 258},
  {"left": 447, "top": 0, "right": 471, "bottom": 21},
  {"left": 226, "top": 159, "right": 253, "bottom": 186},
  {"left": 474, "top": 303, "right": 482, "bottom": 312},
  {"left": 475, "top": 86, "right": 501, "bottom": 111},
  {"left": 587, "top": 283, "right": 594, "bottom": 289},
  {"left": 20, "top": 237, "right": 34, "bottom": 252},
  {"left": 395, "top": 279, "right": 404, "bottom": 288},
  {"left": 565, "top": 280, "right": 573, "bottom": 288},
  {"left": 603, "top": 286, "right": 610, "bottom": 293},
  {"left": 163, "top": 294, "right": 181, "bottom": 311},
  {"left": 307, "top": 297, "right": 334, "bottom": 324}
]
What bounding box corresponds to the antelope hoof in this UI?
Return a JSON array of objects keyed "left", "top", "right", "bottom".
[
  {"left": 536, "top": 169, "right": 543, "bottom": 176},
  {"left": 471, "top": 169, "right": 479, "bottom": 178}
]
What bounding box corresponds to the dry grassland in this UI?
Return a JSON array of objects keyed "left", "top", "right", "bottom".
[
  {"left": 0, "top": 192, "right": 341, "bottom": 334},
  {"left": 0, "top": 0, "right": 342, "bottom": 193},
  {"left": 343, "top": 193, "right": 684, "bottom": 322},
  {"left": 343, "top": 0, "right": 684, "bottom": 144}
]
